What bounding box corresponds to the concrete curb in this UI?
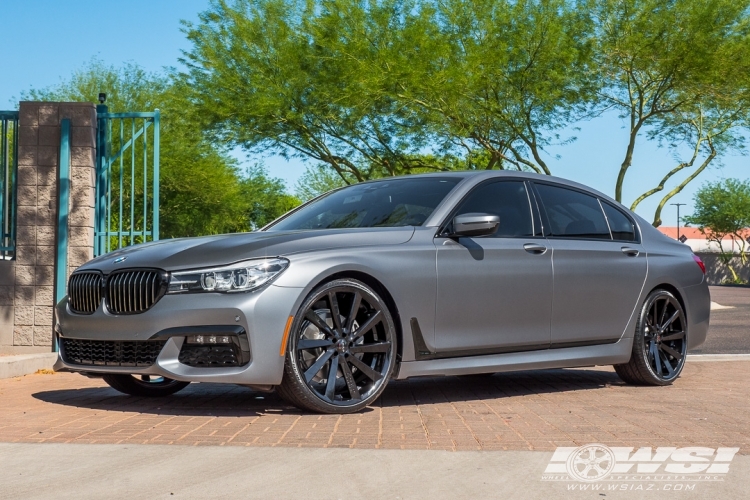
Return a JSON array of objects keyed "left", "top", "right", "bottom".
[
  {"left": 0, "top": 353, "right": 57, "bottom": 379},
  {"left": 687, "top": 353, "right": 750, "bottom": 361}
]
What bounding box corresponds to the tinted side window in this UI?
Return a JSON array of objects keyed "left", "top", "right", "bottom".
[
  {"left": 453, "top": 181, "right": 533, "bottom": 237},
  {"left": 535, "top": 184, "right": 611, "bottom": 240},
  {"left": 602, "top": 202, "right": 636, "bottom": 242}
]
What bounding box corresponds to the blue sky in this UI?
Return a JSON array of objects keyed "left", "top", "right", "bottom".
[{"left": 2, "top": 0, "right": 747, "bottom": 225}]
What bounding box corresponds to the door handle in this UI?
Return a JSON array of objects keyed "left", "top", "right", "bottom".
[
  {"left": 621, "top": 247, "right": 639, "bottom": 257},
  {"left": 523, "top": 243, "right": 548, "bottom": 254}
]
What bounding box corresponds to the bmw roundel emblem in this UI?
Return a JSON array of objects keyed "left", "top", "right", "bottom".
[{"left": 113, "top": 256, "right": 128, "bottom": 264}]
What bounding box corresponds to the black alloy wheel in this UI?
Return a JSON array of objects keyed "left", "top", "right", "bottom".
[
  {"left": 102, "top": 373, "right": 191, "bottom": 397},
  {"left": 277, "top": 279, "right": 397, "bottom": 413},
  {"left": 614, "top": 289, "right": 687, "bottom": 385}
]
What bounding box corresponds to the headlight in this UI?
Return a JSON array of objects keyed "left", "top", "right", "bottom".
[{"left": 167, "top": 258, "right": 289, "bottom": 294}]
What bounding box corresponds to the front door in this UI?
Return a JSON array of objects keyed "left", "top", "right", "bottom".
[{"left": 434, "top": 180, "right": 553, "bottom": 354}]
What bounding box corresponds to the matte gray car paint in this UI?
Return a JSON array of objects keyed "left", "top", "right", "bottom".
[
  {"left": 54, "top": 171, "right": 710, "bottom": 385},
  {"left": 434, "top": 236, "right": 553, "bottom": 352},
  {"left": 547, "top": 238, "right": 647, "bottom": 345}
]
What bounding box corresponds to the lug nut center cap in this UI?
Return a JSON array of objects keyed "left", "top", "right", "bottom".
[{"left": 336, "top": 340, "right": 347, "bottom": 353}]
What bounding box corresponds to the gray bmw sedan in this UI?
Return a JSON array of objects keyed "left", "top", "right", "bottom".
[{"left": 54, "top": 171, "right": 710, "bottom": 413}]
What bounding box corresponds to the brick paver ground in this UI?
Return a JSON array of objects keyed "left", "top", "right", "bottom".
[{"left": 1, "top": 361, "right": 748, "bottom": 453}]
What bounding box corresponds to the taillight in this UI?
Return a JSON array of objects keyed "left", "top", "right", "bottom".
[{"left": 692, "top": 254, "right": 706, "bottom": 274}]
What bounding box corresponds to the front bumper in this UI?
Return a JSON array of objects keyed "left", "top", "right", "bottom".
[{"left": 53, "top": 284, "right": 305, "bottom": 385}]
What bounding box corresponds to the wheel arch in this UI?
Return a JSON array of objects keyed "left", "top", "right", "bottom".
[{"left": 647, "top": 283, "right": 687, "bottom": 315}]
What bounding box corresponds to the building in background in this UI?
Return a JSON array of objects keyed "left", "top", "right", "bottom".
[{"left": 657, "top": 227, "right": 750, "bottom": 253}]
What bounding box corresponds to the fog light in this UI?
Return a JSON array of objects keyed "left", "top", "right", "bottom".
[{"left": 186, "top": 335, "right": 232, "bottom": 344}]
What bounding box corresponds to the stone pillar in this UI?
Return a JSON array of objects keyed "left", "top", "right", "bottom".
[{"left": 0, "top": 102, "right": 96, "bottom": 354}]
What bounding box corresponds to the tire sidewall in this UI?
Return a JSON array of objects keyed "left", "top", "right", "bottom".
[{"left": 634, "top": 290, "right": 687, "bottom": 384}]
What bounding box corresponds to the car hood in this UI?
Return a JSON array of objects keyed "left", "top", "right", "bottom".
[{"left": 77, "top": 227, "right": 416, "bottom": 273}]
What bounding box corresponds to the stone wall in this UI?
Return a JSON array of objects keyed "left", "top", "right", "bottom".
[
  {"left": 696, "top": 252, "right": 750, "bottom": 285},
  {"left": 0, "top": 102, "right": 96, "bottom": 355}
]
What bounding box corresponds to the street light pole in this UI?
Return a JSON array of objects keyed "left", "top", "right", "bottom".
[{"left": 671, "top": 203, "right": 686, "bottom": 241}]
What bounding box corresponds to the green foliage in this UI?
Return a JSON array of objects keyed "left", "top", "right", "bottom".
[
  {"left": 23, "top": 59, "right": 298, "bottom": 237},
  {"left": 593, "top": 0, "right": 750, "bottom": 220},
  {"left": 684, "top": 179, "right": 750, "bottom": 282},
  {"left": 406, "top": 0, "right": 596, "bottom": 173},
  {"left": 180, "top": 0, "right": 750, "bottom": 225},
  {"left": 181, "top": 0, "right": 462, "bottom": 183},
  {"left": 294, "top": 165, "right": 352, "bottom": 201},
  {"left": 181, "top": 0, "right": 593, "bottom": 177},
  {"left": 241, "top": 164, "right": 301, "bottom": 228}
]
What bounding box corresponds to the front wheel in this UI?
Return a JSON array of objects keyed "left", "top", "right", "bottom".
[
  {"left": 614, "top": 289, "right": 687, "bottom": 385},
  {"left": 102, "top": 374, "right": 190, "bottom": 397},
  {"left": 277, "top": 279, "right": 398, "bottom": 414}
]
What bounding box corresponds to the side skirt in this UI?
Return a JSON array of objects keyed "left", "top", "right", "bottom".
[
  {"left": 410, "top": 317, "right": 621, "bottom": 361},
  {"left": 400, "top": 318, "right": 632, "bottom": 379}
]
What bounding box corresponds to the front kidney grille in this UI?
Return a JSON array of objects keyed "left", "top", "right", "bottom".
[
  {"left": 60, "top": 338, "right": 166, "bottom": 367},
  {"left": 106, "top": 270, "right": 166, "bottom": 315},
  {"left": 68, "top": 272, "right": 103, "bottom": 314}
]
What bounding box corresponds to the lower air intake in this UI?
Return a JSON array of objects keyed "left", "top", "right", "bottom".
[{"left": 61, "top": 338, "right": 166, "bottom": 367}]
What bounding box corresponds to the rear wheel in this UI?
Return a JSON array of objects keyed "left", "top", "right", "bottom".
[
  {"left": 102, "top": 374, "right": 190, "bottom": 397},
  {"left": 277, "top": 279, "right": 397, "bottom": 414},
  {"left": 614, "top": 289, "right": 687, "bottom": 385}
]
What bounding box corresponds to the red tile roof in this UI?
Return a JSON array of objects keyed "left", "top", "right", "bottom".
[{"left": 657, "top": 227, "right": 750, "bottom": 240}]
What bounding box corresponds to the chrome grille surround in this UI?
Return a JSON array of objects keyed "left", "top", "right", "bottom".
[
  {"left": 106, "top": 269, "right": 168, "bottom": 315},
  {"left": 68, "top": 272, "right": 103, "bottom": 314}
]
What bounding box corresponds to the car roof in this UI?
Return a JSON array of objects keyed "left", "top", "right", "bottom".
[
  {"left": 368, "top": 170, "right": 612, "bottom": 201},
  {"left": 377, "top": 170, "right": 624, "bottom": 226}
]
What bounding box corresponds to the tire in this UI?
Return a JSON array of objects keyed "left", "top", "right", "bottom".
[
  {"left": 277, "top": 278, "right": 398, "bottom": 414},
  {"left": 614, "top": 289, "right": 688, "bottom": 386},
  {"left": 102, "top": 374, "right": 190, "bottom": 397}
]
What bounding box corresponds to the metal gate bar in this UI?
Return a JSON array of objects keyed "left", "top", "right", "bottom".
[
  {"left": 0, "top": 111, "right": 18, "bottom": 260},
  {"left": 95, "top": 108, "right": 160, "bottom": 256}
]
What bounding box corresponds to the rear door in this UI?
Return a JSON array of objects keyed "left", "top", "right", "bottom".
[
  {"left": 434, "top": 180, "right": 553, "bottom": 354},
  {"left": 532, "top": 182, "right": 647, "bottom": 346}
]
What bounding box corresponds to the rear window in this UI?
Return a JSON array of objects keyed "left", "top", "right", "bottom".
[{"left": 602, "top": 202, "right": 637, "bottom": 242}]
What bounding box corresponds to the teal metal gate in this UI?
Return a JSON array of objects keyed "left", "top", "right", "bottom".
[
  {"left": 0, "top": 111, "right": 18, "bottom": 260},
  {"left": 95, "top": 105, "right": 160, "bottom": 256}
]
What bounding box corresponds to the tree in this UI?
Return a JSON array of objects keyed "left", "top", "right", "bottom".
[
  {"left": 593, "top": 0, "right": 750, "bottom": 224},
  {"left": 181, "top": 0, "right": 456, "bottom": 184},
  {"left": 180, "top": 0, "right": 595, "bottom": 178},
  {"left": 294, "top": 165, "right": 353, "bottom": 201},
  {"left": 240, "top": 164, "right": 300, "bottom": 227},
  {"left": 683, "top": 179, "right": 750, "bottom": 283},
  {"left": 23, "top": 59, "right": 298, "bottom": 237},
  {"left": 402, "top": 0, "right": 596, "bottom": 173}
]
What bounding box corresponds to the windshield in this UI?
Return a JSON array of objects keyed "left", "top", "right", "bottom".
[{"left": 266, "top": 177, "right": 461, "bottom": 231}]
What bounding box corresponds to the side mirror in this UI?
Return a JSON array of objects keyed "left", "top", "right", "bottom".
[{"left": 449, "top": 213, "right": 500, "bottom": 238}]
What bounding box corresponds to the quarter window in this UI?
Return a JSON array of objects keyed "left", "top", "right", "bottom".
[
  {"left": 602, "top": 202, "right": 637, "bottom": 242},
  {"left": 452, "top": 181, "right": 534, "bottom": 238},
  {"left": 535, "top": 183, "right": 611, "bottom": 240}
]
